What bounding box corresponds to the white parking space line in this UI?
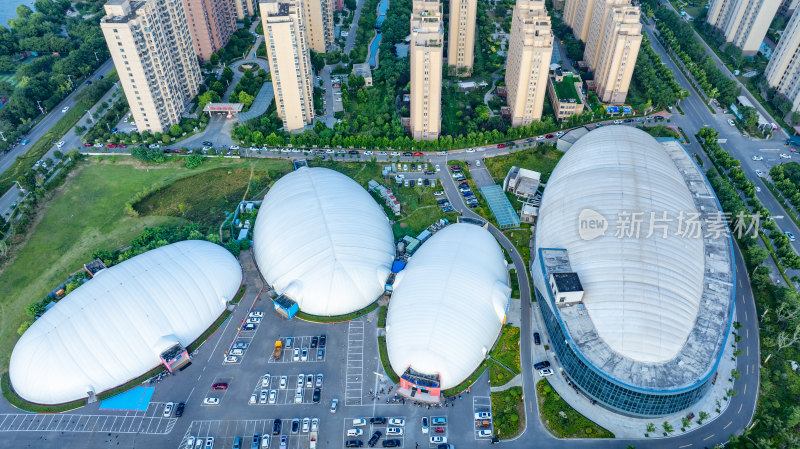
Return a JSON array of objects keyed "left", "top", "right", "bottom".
[
  {"left": 472, "top": 396, "right": 494, "bottom": 439},
  {"left": 345, "top": 321, "right": 365, "bottom": 406},
  {"left": 268, "top": 335, "right": 326, "bottom": 364},
  {"left": 182, "top": 419, "right": 311, "bottom": 449},
  {"left": 0, "top": 413, "right": 176, "bottom": 434}
]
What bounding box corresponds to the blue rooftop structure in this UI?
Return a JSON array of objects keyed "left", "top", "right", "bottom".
[{"left": 479, "top": 185, "right": 520, "bottom": 229}]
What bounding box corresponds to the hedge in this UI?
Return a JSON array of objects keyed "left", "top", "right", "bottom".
[
  {"left": 378, "top": 335, "right": 401, "bottom": 383},
  {"left": 295, "top": 301, "right": 379, "bottom": 323},
  {"left": 1, "top": 372, "right": 85, "bottom": 413}
]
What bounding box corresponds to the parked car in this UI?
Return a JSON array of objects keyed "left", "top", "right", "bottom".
[
  {"left": 203, "top": 397, "right": 219, "bottom": 405},
  {"left": 319, "top": 335, "right": 327, "bottom": 347},
  {"left": 212, "top": 382, "right": 228, "bottom": 390},
  {"left": 421, "top": 417, "right": 429, "bottom": 434},
  {"left": 430, "top": 436, "right": 446, "bottom": 444},
  {"left": 533, "top": 332, "right": 541, "bottom": 345},
  {"left": 312, "top": 387, "right": 321, "bottom": 403},
  {"left": 353, "top": 418, "right": 367, "bottom": 427},
  {"left": 539, "top": 368, "right": 554, "bottom": 377},
  {"left": 474, "top": 412, "right": 492, "bottom": 419},
  {"left": 291, "top": 419, "right": 300, "bottom": 434},
  {"left": 163, "top": 402, "right": 174, "bottom": 417},
  {"left": 431, "top": 417, "right": 446, "bottom": 425},
  {"left": 370, "top": 417, "right": 387, "bottom": 425},
  {"left": 330, "top": 398, "right": 339, "bottom": 413},
  {"left": 224, "top": 355, "right": 238, "bottom": 363},
  {"left": 382, "top": 440, "right": 401, "bottom": 447},
  {"left": 280, "top": 376, "right": 288, "bottom": 389},
  {"left": 368, "top": 431, "right": 382, "bottom": 447},
  {"left": 534, "top": 360, "right": 551, "bottom": 370},
  {"left": 345, "top": 440, "right": 363, "bottom": 448},
  {"left": 272, "top": 419, "right": 282, "bottom": 435},
  {"left": 175, "top": 402, "right": 185, "bottom": 417}
]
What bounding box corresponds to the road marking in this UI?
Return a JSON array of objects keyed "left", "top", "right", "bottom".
[
  {"left": 679, "top": 444, "right": 693, "bottom": 448},
  {"left": 703, "top": 434, "right": 715, "bottom": 441},
  {"left": 747, "top": 346, "right": 749, "bottom": 357},
  {"left": 747, "top": 329, "right": 749, "bottom": 338},
  {"left": 745, "top": 311, "right": 748, "bottom": 321},
  {"left": 738, "top": 403, "right": 743, "bottom": 414},
  {"left": 724, "top": 421, "right": 732, "bottom": 429},
  {"left": 345, "top": 320, "right": 365, "bottom": 406},
  {"left": 739, "top": 280, "right": 742, "bottom": 288},
  {"left": 744, "top": 383, "right": 747, "bottom": 395}
]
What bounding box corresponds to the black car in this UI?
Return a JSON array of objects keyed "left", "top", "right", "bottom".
[
  {"left": 202, "top": 140, "right": 213, "bottom": 146},
  {"left": 349, "top": 150, "right": 360, "bottom": 155},
  {"left": 174, "top": 402, "right": 185, "bottom": 417},
  {"left": 291, "top": 418, "right": 300, "bottom": 434},
  {"left": 346, "top": 440, "right": 364, "bottom": 448},
  {"left": 251, "top": 434, "right": 260, "bottom": 449},
  {"left": 272, "top": 419, "right": 282, "bottom": 435},
  {"left": 437, "top": 199, "right": 449, "bottom": 205},
  {"left": 534, "top": 360, "right": 551, "bottom": 370},
  {"left": 369, "top": 417, "right": 386, "bottom": 424},
  {"left": 368, "top": 431, "right": 382, "bottom": 447},
  {"left": 402, "top": 152, "right": 413, "bottom": 156},
  {"left": 311, "top": 336, "right": 318, "bottom": 348},
  {"left": 382, "top": 439, "right": 401, "bottom": 448},
  {"left": 313, "top": 387, "right": 321, "bottom": 403},
  {"left": 533, "top": 332, "right": 541, "bottom": 345},
  {"left": 319, "top": 335, "right": 326, "bottom": 347}
]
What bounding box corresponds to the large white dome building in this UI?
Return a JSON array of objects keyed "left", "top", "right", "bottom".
[
  {"left": 252, "top": 167, "right": 395, "bottom": 316},
  {"left": 10, "top": 240, "right": 242, "bottom": 405},
  {"left": 386, "top": 223, "right": 510, "bottom": 393},
  {"left": 532, "top": 126, "right": 733, "bottom": 416}
]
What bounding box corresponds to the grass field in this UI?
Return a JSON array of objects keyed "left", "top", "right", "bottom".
[
  {"left": 0, "top": 156, "right": 291, "bottom": 370},
  {"left": 491, "top": 386, "right": 525, "bottom": 439},
  {"left": 489, "top": 325, "right": 521, "bottom": 374},
  {"left": 536, "top": 379, "right": 615, "bottom": 438},
  {"left": 483, "top": 146, "right": 563, "bottom": 183}
]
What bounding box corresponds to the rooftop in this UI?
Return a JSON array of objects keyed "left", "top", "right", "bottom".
[
  {"left": 552, "top": 75, "right": 581, "bottom": 102},
  {"left": 551, "top": 272, "right": 583, "bottom": 292}
]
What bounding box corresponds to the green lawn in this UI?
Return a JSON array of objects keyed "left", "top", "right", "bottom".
[
  {"left": 536, "top": 379, "right": 615, "bottom": 438},
  {"left": 553, "top": 76, "right": 581, "bottom": 101},
  {"left": 488, "top": 360, "right": 517, "bottom": 387},
  {"left": 491, "top": 386, "right": 525, "bottom": 439},
  {"left": 483, "top": 146, "right": 563, "bottom": 184},
  {"left": 489, "top": 325, "right": 521, "bottom": 374},
  {"left": 503, "top": 227, "right": 531, "bottom": 267},
  {"left": 0, "top": 156, "right": 291, "bottom": 370}
]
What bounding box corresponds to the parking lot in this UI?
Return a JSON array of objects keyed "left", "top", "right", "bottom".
[
  {"left": 342, "top": 416, "right": 406, "bottom": 448},
  {"left": 181, "top": 419, "right": 313, "bottom": 449},
  {"left": 0, "top": 402, "right": 177, "bottom": 435},
  {"left": 269, "top": 335, "right": 327, "bottom": 364},
  {"left": 344, "top": 321, "right": 365, "bottom": 406},
  {"left": 247, "top": 372, "right": 326, "bottom": 406}
]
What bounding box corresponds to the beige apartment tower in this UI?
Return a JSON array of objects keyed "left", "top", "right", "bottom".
[
  {"left": 101, "top": 0, "right": 201, "bottom": 134},
  {"left": 409, "top": 0, "right": 443, "bottom": 141},
  {"left": 563, "top": 0, "right": 595, "bottom": 42},
  {"left": 260, "top": 0, "right": 315, "bottom": 132},
  {"left": 448, "top": 0, "right": 477, "bottom": 75},
  {"left": 234, "top": 0, "right": 258, "bottom": 19},
  {"left": 582, "top": 0, "right": 641, "bottom": 104},
  {"left": 182, "top": 0, "right": 237, "bottom": 61},
  {"left": 765, "top": 9, "right": 800, "bottom": 112},
  {"left": 505, "top": 0, "right": 553, "bottom": 127},
  {"left": 302, "top": 0, "right": 334, "bottom": 53},
  {"left": 706, "top": 0, "right": 781, "bottom": 56}
]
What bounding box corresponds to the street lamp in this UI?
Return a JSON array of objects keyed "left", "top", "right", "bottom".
[{"left": 94, "top": 52, "right": 99, "bottom": 62}]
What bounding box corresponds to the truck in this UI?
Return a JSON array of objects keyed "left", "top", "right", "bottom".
[
  {"left": 272, "top": 340, "right": 283, "bottom": 360},
  {"left": 309, "top": 431, "right": 317, "bottom": 449}
]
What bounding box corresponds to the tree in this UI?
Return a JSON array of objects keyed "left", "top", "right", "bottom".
[
  {"left": 210, "top": 53, "right": 220, "bottom": 66},
  {"left": 185, "top": 153, "right": 204, "bottom": 169},
  {"left": 25, "top": 302, "right": 45, "bottom": 317},
  {"left": 221, "top": 66, "right": 234, "bottom": 84},
  {"left": 17, "top": 320, "right": 33, "bottom": 335},
  {"left": 169, "top": 124, "right": 182, "bottom": 137},
  {"left": 238, "top": 90, "right": 255, "bottom": 108},
  {"left": 662, "top": 422, "right": 674, "bottom": 435}
]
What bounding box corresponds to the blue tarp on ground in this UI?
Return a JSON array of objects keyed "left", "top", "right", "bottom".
[
  {"left": 391, "top": 260, "right": 407, "bottom": 273},
  {"left": 99, "top": 386, "right": 155, "bottom": 411}
]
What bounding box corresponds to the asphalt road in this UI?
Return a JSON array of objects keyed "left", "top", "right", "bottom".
[{"left": 0, "top": 58, "right": 115, "bottom": 175}]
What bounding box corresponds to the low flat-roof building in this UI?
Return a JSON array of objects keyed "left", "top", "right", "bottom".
[
  {"left": 547, "top": 70, "right": 585, "bottom": 121},
  {"left": 503, "top": 166, "right": 541, "bottom": 200},
  {"left": 352, "top": 63, "right": 373, "bottom": 87}
]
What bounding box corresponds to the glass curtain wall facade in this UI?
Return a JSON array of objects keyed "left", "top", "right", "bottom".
[{"left": 534, "top": 286, "right": 714, "bottom": 417}]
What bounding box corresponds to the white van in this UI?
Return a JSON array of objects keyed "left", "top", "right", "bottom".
[{"left": 347, "top": 429, "right": 364, "bottom": 437}]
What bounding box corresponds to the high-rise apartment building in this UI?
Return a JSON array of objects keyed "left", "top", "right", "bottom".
[
  {"left": 563, "top": 0, "right": 595, "bottom": 42},
  {"left": 301, "top": 0, "right": 334, "bottom": 53},
  {"left": 583, "top": 0, "right": 627, "bottom": 70},
  {"left": 706, "top": 0, "right": 780, "bottom": 56},
  {"left": 101, "top": 0, "right": 201, "bottom": 134},
  {"left": 765, "top": 10, "right": 800, "bottom": 111},
  {"left": 182, "top": 0, "right": 237, "bottom": 61},
  {"left": 234, "top": 0, "right": 258, "bottom": 19},
  {"left": 409, "top": 0, "right": 443, "bottom": 141},
  {"left": 260, "top": 0, "right": 315, "bottom": 131},
  {"left": 778, "top": 0, "right": 800, "bottom": 17},
  {"left": 505, "top": 0, "right": 553, "bottom": 126},
  {"left": 447, "top": 0, "right": 477, "bottom": 75}
]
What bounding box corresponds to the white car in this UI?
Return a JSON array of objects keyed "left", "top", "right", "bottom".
[
  {"left": 388, "top": 418, "right": 405, "bottom": 427},
  {"left": 293, "top": 348, "right": 301, "bottom": 361},
  {"left": 280, "top": 148, "right": 291, "bottom": 153},
  {"left": 434, "top": 190, "right": 445, "bottom": 196},
  {"left": 230, "top": 145, "right": 240, "bottom": 150},
  {"left": 93, "top": 143, "right": 104, "bottom": 148},
  {"left": 752, "top": 155, "right": 763, "bottom": 161},
  {"left": 56, "top": 141, "right": 65, "bottom": 148},
  {"left": 311, "top": 418, "right": 319, "bottom": 432},
  {"left": 302, "top": 418, "right": 310, "bottom": 432},
  {"left": 539, "top": 368, "right": 554, "bottom": 377},
  {"left": 249, "top": 394, "right": 257, "bottom": 404},
  {"left": 305, "top": 374, "right": 313, "bottom": 388},
  {"left": 556, "top": 131, "right": 565, "bottom": 137},
  {"left": 163, "top": 402, "right": 174, "bottom": 417},
  {"left": 430, "top": 436, "right": 446, "bottom": 444},
  {"left": 280, "top": 376, "right": 288, "bottom": 389},
  {"left": 479, "top": 429, "right": 493, "bottom": 437},
  {"left": 326, "top": 149, "right": 335, "bottom": 154},
  {"left": 195, "top": 438, "right": 203, "bottom": 449},
  {"left": 297, "top": 374, "right": 304, "bottom": 387},
  {"left": 386, "top": 427, "right": 403, "bottom": 436},
  {"left": 260, "top": 390, "right": 268, "bottom": 404},
  {"left": 378, "top": 151, "right": 388, "bottom": 155},
  {"left": 224, "top": 355, "right": 238, "bottom": 363},
  {"left": 186, "top": 436, "right": 195, "bottom": 449},
  {"left": 294, "top": 389, "right": 303, "bottom": 404},
  {"left": 435, "top": 164, "right": 441, "bottom": 172},
  {"left": 347, "top": 429, "right": 363, "bottom": 437},
  {"left": 364, "top": 150, "right": 373, "bottom": 155},
  {"left": 613, "top": 119, "right": 622, "bottom": 124},
  {"left": 62, "top": 106, "right": 70, "bottom": 113},
  {"left": 391, "top": 151, "right": 400, "bottom": 156},
  {"left": 755, "top": 186, "right": 761, "bottom": 192},
  {"left": 260, "top": 436, "right": 270, "bottom": 449},
  {"left": 316, "top": 374, "right": 323, "bottom": 387},
  {"left": 474, "top": 412, "right": 491, "bottom": 420},
  {"left": 262, "top": 374, "right": 271, "bottom": 388},
  {"left": 246, "top": 317, "right": 261, "bottom": 324},
  {"left": 269, "top": 390, "right": 277, "bottom": 404},
  {"left": 301, "top": 347, "right": 309, "bottom": 361},
  {"left": 229, "top": 348, "right": 244, "bottom": 356},
  {"left": 421, "top": 417, "right": 429, "bottom": 434},
  {"left": 352, "top": 418, "right": 367, "bottom": 427},
  {"left": 330, "top": 398, "right": 338, "bottom": 413},
  {"left": 756, "top": 170, "right": 765, "bottom": 177},
  {"left": 536, "top": 135, "right": 545, "bottom": 141},
  {"left": 728, "top": 118, "right": 736, "bottom": 126},
  {"left": 249, "top": 311, "right": 264, "bottom": 318},
  {"left": 203, "top": 397, "right": 220, "bottom": 405},
  {"left": 466, "top": 148, "right": 475, "bottom": 153},
  {"left": 780, "top": 153, "right": 792, "bottom": 159}
]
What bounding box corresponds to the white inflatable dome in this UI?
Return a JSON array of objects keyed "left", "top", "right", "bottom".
[
  {"left": 535, "top": 126, "right": 704, "bottom": 363},
  {"left": 386, "top": 224, "right": 510, "bottom": 389},
  {"left": 10, "top": 240, "right": 242, "bottom": 404},
  {"left": 253, "top": 167, "right": 394, "bottom": 316}
]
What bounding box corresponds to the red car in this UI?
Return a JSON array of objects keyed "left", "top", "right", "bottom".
[
  {"left": 545, "top": 134, "right": 554, "bottom": 138},
  {"left": 449, "top": 165, "right": 461, "bottom": 170},
  {"left": 413, "top": 152, "right": 423, "bottom": 157},
  {"left": 497, "top": 143, "right": 507, "bottom": 148},
  {"left": 107, "top": 143, "right": 117, "bottom": 148},
  {"left": 83, "top": 143, "right": 93, "bottom": 147},
  {"left": 434, "top": 427, "right": 445, "bottom": 434},
  {"left": 212, "top": 382, "right": 228, "bottom": 390},
  {"left": 118, "top": 144, "right": 127, "bottom": 148}
]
